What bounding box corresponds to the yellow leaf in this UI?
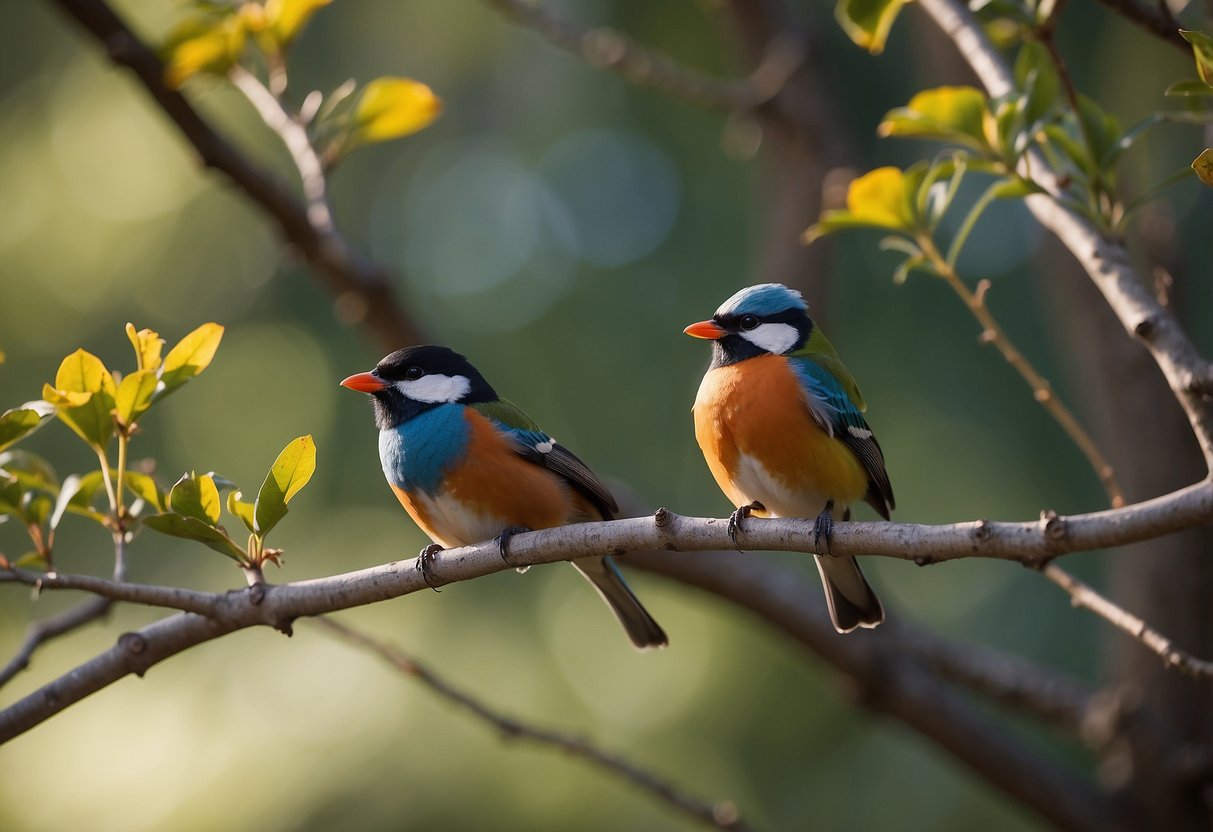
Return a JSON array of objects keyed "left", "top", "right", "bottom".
[
  {"left": 264, "top": 0, "right": 332, "bottom": 46},
  {"left": 125, "top": 323, "right": 165, "bottom": 372},
  {"left": 1192, "top": 148, "right": 1213, "bottom": 187},
  {"left": 163, "top": 15, "right": 247, "bottom": 89},
  {"left": 352, "top": 78, "right": 443, "bottom": 144},
  {"left": 845, "top": 167, "right": 913, "bottom": 229},
  {"left": 879, "top": 86, "right": 989, "bottom": 148},
  {"left": 54, "top": 349, "right": 116, "bottom": 397},
  {"left": 835, "top": 0, "right": 908, "bottom": 55},
  {"left": 161, "top": 323, "right": 225, "bottom": 392},
  {"left": 41, "top": 384, "right": 91, "bottom": 408},
  {"left": 115, "top": 369, "right": 159, "bottom": 426}
]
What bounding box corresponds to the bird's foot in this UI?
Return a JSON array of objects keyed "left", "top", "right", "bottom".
[
  {"left": 813, "top": 501, "right": 835, "bottom": 556},
  {"left": 495, "top": 526, "right": 532, "bottom": 567},
  {"left": 727, "top": 501, "right": 765, "bottom": 552},
  {"left": 417, "top": 543, "right": 444, "bottom": 591}
]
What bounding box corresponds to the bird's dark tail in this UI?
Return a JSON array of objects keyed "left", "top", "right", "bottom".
[
  {"left": 815, "top": 554, "right": 884, "bottom": 634},
  {"left": 571, "top": 556, "right": 668, "bottom": 650}
]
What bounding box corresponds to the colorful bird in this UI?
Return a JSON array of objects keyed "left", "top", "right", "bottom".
[
  {"left": 683, "top": 283, "right": 892, "bottom": 633},
  {"left": 340, "top": 345, "right": 667, "bottom": 649}
]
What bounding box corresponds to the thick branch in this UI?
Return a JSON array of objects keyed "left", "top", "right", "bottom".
[
  {"left": 5, "top": 484, "right": 1212, "bottom": 741},
  {"left": 314, "top": 618, "right": 751, "bottom": 832},
  {"left": 49, "top": 0, "right": 424, "bottom": 351},
  {"left": 917, "top": 0, "right": 1213, "bottom": 470},
  {"left": 0, "top": 568, "right": 218, "bottom": 616}
]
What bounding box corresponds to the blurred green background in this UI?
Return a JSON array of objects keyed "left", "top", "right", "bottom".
[{"left": 2, "top": 1, "right": 1211, "bottom": 830}]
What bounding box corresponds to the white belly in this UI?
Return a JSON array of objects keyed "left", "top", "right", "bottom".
[
  {"left": 731, "top": 453, "right": 832, "bottom": 520},
  {"left": 417, "top": 491, "right": 508, "bottom": 547}
]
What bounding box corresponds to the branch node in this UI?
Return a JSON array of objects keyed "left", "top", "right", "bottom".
[
  {"left": 247, "top": 583, "right": 267, "bottom": 605},
  {"left": 1133, "top": 316, "right": 1157, "bottom": 340},
  {"left": 654, "top": 507, "right": 672, "bottom": 529},
  {"left": 118, "top": 631, "right": 147, "bottom": 656},
  {"left": 1041, "top": 510, "right": 1068, "bottom": 542},
  {"left": 978, "top": 329, "right": 996, "bottom": 345},
  {"left": 971, "top": 518, "right": 993, "bottom": 544},
  {"left": 913, "top": 554, "right": 936, "bottom": 567},
  {"left": 712, "top": 802, "right": 741, "bottom": 828}
]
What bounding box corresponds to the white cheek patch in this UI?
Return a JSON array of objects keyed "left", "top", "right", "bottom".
[
  {"left": 396, "top": 373, "right": 471, "bottom": 403},
  {"left": 740, "top": 322, "right": 799, "bottom": 355}
]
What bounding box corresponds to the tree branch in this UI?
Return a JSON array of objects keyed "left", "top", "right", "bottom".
[
  {"left": 5, "top": 483, "right": 1212, "bottom": 742},
  {"left": 482, "top": 0, "right": 803, "bottom": 118},
  {"left": 48, "top": 0, "right": 424, "bottom": 351},
  {"left": 1092, "top": 0, "right": 1188, "bottom": 51},
  {"left": 1041, "top": 563, "right": 1213, "bottom": 677},
  {"left": 0, "top": 567, "right": 218, "bottom": 616},
  {"left": 916, "top": 0, "right": 1213, "bottom": 471},
  {"left": 313, "top": 617, "right": 752, "bottom": 832}
]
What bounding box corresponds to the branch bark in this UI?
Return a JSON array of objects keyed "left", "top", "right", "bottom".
[
  {"left": 314, "top": 617, "right": 752, "bottom": 832},
  {"left": 5, "top": 484, "right": 1213, "bottom": 743}
]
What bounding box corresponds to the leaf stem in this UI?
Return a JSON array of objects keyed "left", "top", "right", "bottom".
[
  {"left": 917, "top": 233, "right": 1126, "bottom": 506},
  {"left": 115, "top": 433, "right": 127, "bottom": 519},
  {"left": 94, "top": 446, "right": 118, "bottom": 514}
]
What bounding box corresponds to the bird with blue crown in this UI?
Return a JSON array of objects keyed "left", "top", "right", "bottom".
[{"left": 684, "top": 283, "right": 893, "bottom": 633}]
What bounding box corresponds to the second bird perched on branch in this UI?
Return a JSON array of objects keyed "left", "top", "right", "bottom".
[
  {"left": 340, "top": 346, "right": 668, "bottom": 650},
  {"left": 684, "top": 283, "right": 894, "bottom": 633}
]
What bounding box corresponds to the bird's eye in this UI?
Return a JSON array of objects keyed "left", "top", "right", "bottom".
[
  {"left": 739, "top": 315, "right": 759, "bottom": 331},
  {"left": 404, "top": 366, "right": 424, "bottom": 381}
]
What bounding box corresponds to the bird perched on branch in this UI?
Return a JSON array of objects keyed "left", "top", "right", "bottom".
[
  {"left": 684, "top": 283, "right": 893, "bottom": 633},
  {"left": 340, "top": 345, "right": 667, "bottom": 649}
]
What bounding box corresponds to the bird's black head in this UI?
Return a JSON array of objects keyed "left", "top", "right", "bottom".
[
  {"left": 340, "top": 345, "right": 498, "bottom": 429},
  {"left": 683, "top": 283, "right": 814, "bottom": 368}
]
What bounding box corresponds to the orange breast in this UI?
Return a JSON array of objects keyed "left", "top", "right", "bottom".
[
  {"left": 692, "top": 355, "right": 868, "bottom": 515},
  {"left": 389, "top": 409, "right": 581, "bottom": 547}
]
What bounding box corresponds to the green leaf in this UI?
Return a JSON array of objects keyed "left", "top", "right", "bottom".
[
  {"left": 0, "top": 403, "right": 54, "bottom": 453},
  {"left": 1165, "top": 79, "right": 1213, "bottom": 97},
  {"left": 1180, "top": 30, "right": 1213, "bottom": 86},
  {"left": 115, "top": 369, "right": 159, "bottom": 427},
  {"left": 254, "top": 435, "right": 316, "bottom": 536},
  {"left": 0, "top": 450, "right": 58, "bottom": 493},
  {"left": 263, "top": 0, "right": 332, "bottom": 47},
  {"left": 1077, "top": 94, "right": 1121, "bottom": 173},
  {"left": 1014, "top": 41, "right": 1060, "bottom": 127},
  {"left": 168, "top": 472, "right": 222, "bottom": 526},
  {"left": 51, "top": 475, "right": 85, "bottom": 531},
  {"left": 125, "top": 472, "right": 164, "bottom": 513},
  {"left": 13, "top": 551, "right": 48, "bottom": 570},
  {"left": 893, "top": 254, "right": 930, "bottom": 285},
  {"left": 54, "top": 349, "right": 116, "bottom": 397},
  {"left": 1192, "top": 148, "right": 1213, "bottom": 187},
  {"left": 0, "top": 478, "right": 23, "bottom": 515},
  {"left": 1102, "top": 113, "right": 1164, "bottom": 169},
  {"left": 835, "top": 0, "right": 908, "bottom": 55},
  {"left": 143, "top": 513, "right": 248, "bottom": 562},
  {"left": 67, "top": 470, "right": 110, "bottom": 525},
  {"left": 22, "top": 491, "right": 52, "bottom": 527},
  {"left": 880, "top": 86, "right": 990, "bottom": 151},
  {"left": 227, "top": 489, "right": 256, "bottom": 534},
  {"left": 1041, "top": 123, "right": 1092, "bottom": 175},
  {"left": 159, "top": 323, "right": 224, "bottom": 398}
]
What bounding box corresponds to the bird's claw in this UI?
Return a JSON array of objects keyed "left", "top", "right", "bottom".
[
  {"left": 727, "top": 501, "right": 764, "bottom": 552},
  {"left": 495, "top": 526, "right": 532, "bottom": 566},
  {"left": 417, "top": 543, "right": 444, "bottom": 591},
  {"left": 813, "top": 501, "right": 835, "bottom": 556}
]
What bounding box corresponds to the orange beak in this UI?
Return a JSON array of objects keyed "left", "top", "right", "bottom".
[
  {"left": 683, "top": 320, "right": 727, "bottom": 340},
  {"left": 340, "top": 371, "right": 386, "bottom": 393}
]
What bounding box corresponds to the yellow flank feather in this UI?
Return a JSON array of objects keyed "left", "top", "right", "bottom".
[{"left": 693, "top": 355, "right": 869, "bottom": 517}]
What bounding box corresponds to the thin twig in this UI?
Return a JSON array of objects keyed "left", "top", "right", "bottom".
[
  {"left": 228, "top": 66, "right": 334, "bottom": 234},
  {"left": 0, "top": 596, "right": 112, "bottom": 688},
  {"left": 49, "top": 0, "right": 425, "bottom": 350},
  {"left": 1041, "top": 563, "right": 1213, "bottom": 677},
  {"left": 917, "top": 0, "right": 1213, "bottom": 469},
  {"left": 917, "top": 234, "right": 1127, "bottom": 507},
  {"left": 313, "top": 617, "right": 752, "bottom": 832},
  {"left": 0, "top": 532, "right": 131, "bottom": 689},
  {"left": 482, "top": 0, "right": 801, "bottom": 116}
]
